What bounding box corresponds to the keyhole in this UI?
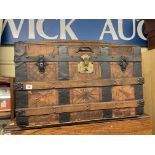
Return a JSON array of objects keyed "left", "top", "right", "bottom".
[
  {"left": 40, "top": 62, "right": 43, "bottom": 67},
  {"left": 84, "top": 68, "right": 88, "bottom": 72}
]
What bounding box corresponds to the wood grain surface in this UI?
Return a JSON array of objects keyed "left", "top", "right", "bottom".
[
  {"left": 16, "top": 100, "right": 139, "bottom": 116},
  {"left": 142, "top": 49, "right": 155, "bottom": 134},
  {"left": 0, "top": 76, "right": 10, "bottom": 84},
  {"left": 14, "top": 41, "right": 143, "bottom": 126},
  {"left": 4, "top": 115, "right": 152, "bottom": 135},
  {"left": 0, "top": 111, "right": 11, "bottom": 119}
]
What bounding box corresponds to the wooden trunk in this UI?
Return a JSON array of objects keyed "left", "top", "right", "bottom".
[{"left": 14, "top": 40, "right": 144, "bottom": 127}]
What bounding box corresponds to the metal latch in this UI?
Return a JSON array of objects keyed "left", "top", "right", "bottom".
[
  {"left": 119, "top": 56, "right": 128, "bottom": 72},
  {"left": 78, "top": 54, "right": 94, "bottom": 73},
  {"left": 36, "top": 56, "right": 48, "bottom": 73}
]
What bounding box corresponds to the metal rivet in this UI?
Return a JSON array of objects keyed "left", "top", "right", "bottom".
[{"left": 86, "top": 104, "right": 89, "bottom": 110}]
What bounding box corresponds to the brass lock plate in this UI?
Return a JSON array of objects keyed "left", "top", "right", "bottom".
[{"left": 78, "top": 54, "right": 94, "bottom": 73}]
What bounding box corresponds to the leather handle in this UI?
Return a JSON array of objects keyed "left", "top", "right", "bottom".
[{"left": 77, "top": 47, "right": 93, "bottom": 53}]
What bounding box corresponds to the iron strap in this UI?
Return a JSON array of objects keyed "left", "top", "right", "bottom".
[{"left": 15, "top": 55, "right": 141, "bottom": 62}]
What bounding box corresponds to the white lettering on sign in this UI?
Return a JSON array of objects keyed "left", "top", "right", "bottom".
[
  {"left": 118, "top": 19, "right": 136, "bottom": 40},
  {"left": 2, "top": 19, "right": 24, "bottom": 38},
  {"left": 60, "top": 19, "right": 78, "bottom": 40},
  {"left": 99, "top": 19, "right": 118, "bottom": 40},
  {"left": 137, "top": 20, "right": 147, "bottom": 40},
  {"left": 0, "top": 19, "right": 147, "bottom": 44},
  {"left": 36, "top": 19, "right": 58, "bottom": 39},
  {"left": 29, "top": 19, "right": 35, "bottom": 39}
]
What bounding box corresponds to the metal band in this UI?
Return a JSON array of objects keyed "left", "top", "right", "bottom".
[
  {"left": 58, "top": 62, "right": 69, "bottom": 80},
  {"left": 100, "top": 47, "right": 112, "bottom": 103},
  {"left": 58, "top": 46, "right": 69, "bottom": 80},
  {"left": 15, "top": 62, "right": 27, "bottom": 82},
  {"left": 134, "top": 85, "right": 143, "bottom": 100},
  {"left": 59, "top": 113, "right": 70, "bottom": 123},
  {"left": 58, "top": 89, "right": 70, "bottom": 105},
  {"left": 135, "top": 52, "right": 144, "bottom": 116},
  {"left": 102, "top": 86, "right": 112, "bottom": 102},
  {"left": 103, "top": 109, "right": 112, "bottom": 118},
  {"left": 15, "top": 55, "right": 141, "bottom": 62},
  {"left": 100, "top": 47, "right": 111, "bottom": 79},
  {"left": 15, "top": 43, "right": 27, "bottom": 82},
  {"left": 133, "top": 46, "right": 141, "bottom": 60},
  {"left": 133, "top": 47, "right": 142, "bottom": 77},
  {"left": 58, "top": 46, "right": 70, "bottom": 123},
  {"left": 15, "top": 91, "right": 29, "bottom": 126},
  {"left": 133, "top": 62, "right": 142, "bottom": 77},
  {"left": 16, "top": 117, "right": 29, "bottom": 126},
  {"left": 15, "top": 91, "right": 28, "bottom": 109},
  {"left": 14, "top": 42, "right": 27, "bottom": 60},
  {"left": 101, "top": 63, "right": 111, "bottom": 79},
  {"left": 15, "top": 43, "right": 28, "bottom": 127},
  {"left": 136, "top": 106, "right": 144, "bottom": 115}
]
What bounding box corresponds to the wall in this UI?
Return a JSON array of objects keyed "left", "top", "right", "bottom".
[
  {"left": 0, "top": 46, "right": 155, "bottom": 134},
  {"left": 0, "top": 46, "right": 15, "bottom": 77},
  {"left": 142, "top": 48, "right": 155, "bottom": 134}
]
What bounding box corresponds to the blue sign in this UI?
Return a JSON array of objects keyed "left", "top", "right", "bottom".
[{"left": 1, "top": 19, "right": 148, "bottom": 47}]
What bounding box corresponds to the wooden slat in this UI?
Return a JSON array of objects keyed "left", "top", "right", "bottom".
[
  {"left": 15, "top": 77, "right": 143, "bottom": 90},
  {"left": 0, "top": 77, "right": 10, "bottom": 84},
  {"left": 15, "top": 100, "right": 140, "bottom": 116},
  {"left": 0, "top": 111, "right": 11, "bottom": 119},
  {"left": 15, "top": 40, "right": 138, "bottom": 47}
]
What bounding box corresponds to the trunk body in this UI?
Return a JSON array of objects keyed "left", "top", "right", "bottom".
[{"left": 14, "top": 41, "right": 144, "bottom": 127}]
